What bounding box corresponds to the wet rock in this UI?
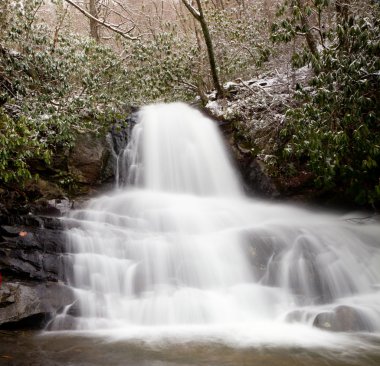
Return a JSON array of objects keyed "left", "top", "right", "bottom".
[
  {"left": 31, "top": 198, "right": 73, "bottom": 217},
  {"left": 0, "top": 203, "right": 72, "bottom": 328},
  {"left": 0, "top": 281, "right": 74, "bottom": 327},
  {"left": 24, "top": 178, "right": 65, "bottom": 201},
  {"left": 68, "top": 133, "right": 112, "bottom": 185},
  {"left": 286, "top": 305, "right": 375, "bottom": 333},
  {"left": 240, "top": 158, "right": 280, "bottom": 198},
  {"left": 243, "top": 229, "right": 278, "bottom": 280},
  {"left": 313, "top": 305, "right": 374, "bottom": 332},
  {"left": 110, "top": 115, "right": 134, "bottom": 155},
  {"left": 284, "top": 257, "right": 330, "bottom": 305},
  {"left": 47, "top": 313, "right": 77, "bottom": 331},
  {"left": 285, "top": 309, "right": 315, "bottom": 324},
  {"left": 0, "top": 225, "right": 66, "bottom": 282}
]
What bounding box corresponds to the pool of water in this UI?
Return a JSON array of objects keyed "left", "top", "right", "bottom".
[{"left": 1, "top": 331, "right": 380, "bottom": 366}]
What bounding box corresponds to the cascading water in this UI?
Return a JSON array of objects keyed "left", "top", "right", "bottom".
[{"left": 53, "top": 103, "right": 380, "bottom": 348}]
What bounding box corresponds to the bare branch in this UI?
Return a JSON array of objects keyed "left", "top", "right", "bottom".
[
  {"left": 53, "top": 4, "right": 69, "bottom": 49},
  {"left": 63, "top": 0, "right": 138, "bottom": 40},
  {"left": 180, "top": 0, "right": 201, "bottom": 21}
]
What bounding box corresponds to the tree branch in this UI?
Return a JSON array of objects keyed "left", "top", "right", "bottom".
[
  {"left": 180, "top": 0, "right": 201, "bottom": 21},
  {"left": 63, "top": 0, "right": 138, "bottom": 40}
]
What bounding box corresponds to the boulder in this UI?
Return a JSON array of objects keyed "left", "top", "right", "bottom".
[
  {"left": 0, "top": 281, "right": 74, "bottom": 327},
  {"left": 285, "top": 305, "right": 375, "bottom": 332},
  {"left": 313, "top": 305, "right": 374, "bottom": 332}
]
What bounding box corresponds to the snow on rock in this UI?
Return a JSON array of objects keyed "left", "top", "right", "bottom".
[{"left": 205, "top": 100, "right": 224, "bottom": 118}]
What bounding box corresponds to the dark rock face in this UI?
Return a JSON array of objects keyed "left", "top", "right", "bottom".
[
  {"left": 68, "top": 133, "right": 112, "bottom": 185},
  {"left": 64, "top": 119, "right": 133, "bottom": 195},
  {"left": 66, "top": 113, "right": 136, "bottom": 190},
  {"left": 0, "top": 232, "right": 64, "bottom": 282},
  {"left": 110, "top": 109, "right": 139, "bottom": 156},
  {"left": 239, "top": 158, "right": 280, "bottom": 198},
  {"left": 0, "top": 204, "right": 74, "bottom": 328}
]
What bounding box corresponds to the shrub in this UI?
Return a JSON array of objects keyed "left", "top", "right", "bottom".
[
  {"left": 0, "top": 0, "right": 130, "bottom": 184},
  {"left": 273, "top": 2, "right": 380, "bottom": 205}
]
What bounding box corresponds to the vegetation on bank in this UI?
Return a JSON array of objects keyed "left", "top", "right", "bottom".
[
  {"left": 271, "top": 0, "right": 380, "bottom": 206},
  {"left": 0, "top": 0, "right": 379, "bottom": 207},
  {"left": 0, "top": 0, "right": 129, "bottom": 184}
]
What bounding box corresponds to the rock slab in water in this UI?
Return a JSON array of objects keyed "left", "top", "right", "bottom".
[
  {"left": 313, "top": 305, "right": 374, "bottom": 332},
  {"left": 285, "top": 305, "right": 374, "bottom": 332},
  {"left": 0, "top": 281, "right": 74, "bottom": 327}
]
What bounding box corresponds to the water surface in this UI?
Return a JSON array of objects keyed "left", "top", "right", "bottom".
[{"left": 1, "top": 331, "right": 380, "bottom": 366}]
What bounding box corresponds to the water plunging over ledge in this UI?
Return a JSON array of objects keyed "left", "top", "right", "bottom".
[{"left": 50, "top": 103, "right": 380, "bottom": 352}]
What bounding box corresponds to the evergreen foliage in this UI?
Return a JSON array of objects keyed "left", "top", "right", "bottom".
[
  {"left": 208, "top": 4, "right": 271, "bottom": 81},
  {"left": 272, "top": 1, "right": 380, "bottom": 205},
  {"left": 124, "top": 30, "right": 199, "bottom": 103},
  {"left": 0, "top": 0, "right": 129, "bottom": 184},
  {"left": 123, "top": 2, "right": 271, "bottom": 102}
]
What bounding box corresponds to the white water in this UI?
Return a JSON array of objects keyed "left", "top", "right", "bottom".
[{"left": 54, "top": 103, "right": 380, "bottom": 348}]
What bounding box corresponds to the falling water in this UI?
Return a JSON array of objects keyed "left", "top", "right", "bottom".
[{"left": 53, "top": 103, "right": 380, "bottom": 349}]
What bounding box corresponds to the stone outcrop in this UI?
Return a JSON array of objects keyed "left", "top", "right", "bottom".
[
  {"left": 0, "top": 127, "right": 122, "bottom": 207},
  {"left": 239, "top": 157, "right": 280, "bottom": 198},
  {"left": 68, "top": 132, "right": 113, "bottom": 185},
  {"left": 0, "top": 203, "right": 74, "bottom": 328}
]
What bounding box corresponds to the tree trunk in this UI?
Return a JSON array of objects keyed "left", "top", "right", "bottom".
[
  {"left": 297, "top": 0, "right": 318, "bottom": 56},
  {"left": 89, "top": 0, "right": 100, "bottom": 42},
  {"left": 197, "top": 3, "right": 223, "bottom": 96},
  {"left": 182, "top": 0, "right": 224, "bottom": 97}
]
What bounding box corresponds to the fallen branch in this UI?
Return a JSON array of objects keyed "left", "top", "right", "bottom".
[{"left": 236, "top": 78, "right": 273, "bottom": 97}]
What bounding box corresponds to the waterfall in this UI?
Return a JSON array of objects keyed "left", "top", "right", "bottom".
[{"left": 53, "top": 102, "right": 380, "bottom": 346}]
